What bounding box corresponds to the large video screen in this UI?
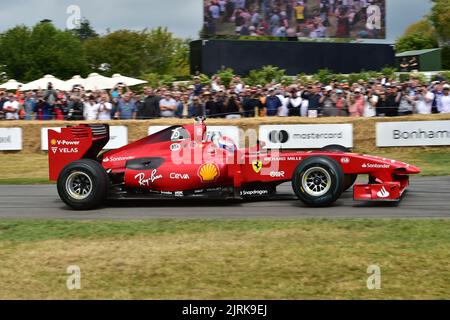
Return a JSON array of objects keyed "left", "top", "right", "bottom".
[{"left": 203, "top": 0, "right": 386, "bottom": 39}]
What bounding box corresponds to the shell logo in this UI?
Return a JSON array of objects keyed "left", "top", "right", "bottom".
[
  {"left": 50, "top": 139, "right": 57, "bottom": 146},
  {"left": 198, "top": 163, "right": 220, "bottom": 183}
]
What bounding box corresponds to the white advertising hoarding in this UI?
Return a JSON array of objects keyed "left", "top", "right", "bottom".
[
  {"left": 104, "top": 126, "right": 128, "bottom": 150},
  {"left": 41, "top": 126, "right": 128, "bottom": 150},
  {"left": 41, "top": 127, "right": 62, "bottom": 151},
  {"left": 259, "top": 124, "right": 353, "bottom": 149},
  {"left": 377, "top": 121, "right": 450, "bottom": 147},
  {"left": 0, "top": 128, "right": 22, "bottom": 151}
]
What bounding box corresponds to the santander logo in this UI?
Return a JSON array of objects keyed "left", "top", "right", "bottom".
[{"left": 376, "top": 187, "right": 390, "bottom": 198}]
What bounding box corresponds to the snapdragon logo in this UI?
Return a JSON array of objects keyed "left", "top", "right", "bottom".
[{"left": 240, "top": 190, "right": 269, "bottom": 196}]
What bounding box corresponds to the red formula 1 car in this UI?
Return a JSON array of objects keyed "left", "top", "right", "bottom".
[{"left": 48, "top": 121, "right": 420, "bottom": 210}]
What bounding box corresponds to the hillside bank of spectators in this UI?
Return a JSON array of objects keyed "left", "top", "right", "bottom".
[{"left": 0, "top": 75, "right": 449, "bottom": 121}]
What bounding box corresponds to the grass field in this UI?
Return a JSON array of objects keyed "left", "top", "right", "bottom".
[
  {"left": 0, "top": 150, "right": 448, "bottom": 185},
  {"left": 0, "top": 219, "right": 449, "bottom": 299}
]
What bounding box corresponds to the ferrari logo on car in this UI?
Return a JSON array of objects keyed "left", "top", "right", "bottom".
[
  {"left": 198, "top": 163, "right": 220, "bottom": 183},
  {"left": 252, "top": 160, "right": 263, "bottom": 173}
]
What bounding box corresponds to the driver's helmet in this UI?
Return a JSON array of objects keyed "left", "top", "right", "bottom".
[{"left": 211, "top": 133, "right": 237, "bottom": 153}]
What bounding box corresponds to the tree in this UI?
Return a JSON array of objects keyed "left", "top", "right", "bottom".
[
  {"left": 71, "top": 18, "right": 98, "bottom": 41},
  {"left": 0, "top": 25, "right": 33, "bottom": 81},
  {"left": 27, "top": 22, "right": 89, "bottom": 80},
  {"left": 84, "top": 27, "right": 189, "bottom": 77},
  {"left": 403, "top": 19, "right": 436, "bottom": 39},
  {"left": 395, "top": 19, "right": 439, "bottom": 53},
  {"left": 396, "top": 33, "right": 439, "bottom": 53},
  {"left": 0, "top": 22, "right": 89, "bottom": 81},
  {"left": 430, "top": 0, "right": 450, "bottom": 43}
]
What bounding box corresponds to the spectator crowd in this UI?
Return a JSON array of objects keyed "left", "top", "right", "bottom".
[
  {"left": 0, "top": 74, "right": 449, "bottom": 121},
  {"left": 204, "top": 0, "right": 385, "bottom": 38}
]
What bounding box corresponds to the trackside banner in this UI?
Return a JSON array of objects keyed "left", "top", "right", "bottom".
[
  {"left": 0, "top": 128, "right": 22, "bottom": 151},
  {"left": 259, "top": 124, "right": 353, "bottom": 149},
  {"left": 376, "top": 121, "right": 450, "bottom": 147},
  {"left": 41, "top": 126, "right": 128, "bottom": 150},
  {"left": 104, "top": 126, "right": 128, "bottom": 150}
]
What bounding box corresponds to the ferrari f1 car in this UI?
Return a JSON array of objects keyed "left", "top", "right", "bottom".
[{"left": 48, "top": 121, "right": 420, "bottom": 210}]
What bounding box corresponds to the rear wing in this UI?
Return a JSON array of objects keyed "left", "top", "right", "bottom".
[{"left": 48, "top": 124, "right": 110, "bottom": 181}]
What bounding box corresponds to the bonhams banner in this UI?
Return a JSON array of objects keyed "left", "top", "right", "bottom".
[{"left": 376, "top": 121, "right": 450, "bottom": 147}]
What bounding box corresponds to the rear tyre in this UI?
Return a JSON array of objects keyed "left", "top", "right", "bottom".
[
  {"left": 321, "top": 145, "right": 357, "bottom": 192},
  {"left": 292, "top": 156, "right": 344, "bottom": 207},
  {"left": 57, "top": 159, "right": 109, "bottom": 210}
]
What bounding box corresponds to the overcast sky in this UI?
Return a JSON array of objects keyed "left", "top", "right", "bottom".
[{"left": 0, "top": 0, "right": 433, "bottom": 42}]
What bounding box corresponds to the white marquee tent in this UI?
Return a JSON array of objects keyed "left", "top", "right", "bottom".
[
  {"left": 65, "top": 75, "right": 85, "bottom": 89},
  {"left": 0, "top": 79, "right": 24, "bottom": 91},
  {"left": 82, "top": 73, "right": 116, "bottom": 91},
  {"left": 21, "top": 75, "right": 71, "bottom": 91},
  {"left": 111, "top": 74, "right": 147, "bottom": 87}
]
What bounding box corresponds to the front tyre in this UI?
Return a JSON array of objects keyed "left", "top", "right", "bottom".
[
  {"left": 57, "top": 159, "right": 109, "bottom": 210},
  {"left": 292, "top": 156, "right": 344, "bottom": 207}
]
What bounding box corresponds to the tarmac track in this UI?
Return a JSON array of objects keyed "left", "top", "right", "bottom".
[{"left": 0, "top": 176, "right": 449, "bottom": 220}]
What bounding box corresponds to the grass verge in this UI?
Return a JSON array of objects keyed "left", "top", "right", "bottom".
[{"left": 0, "top": 219, "right": 449, "bottom": 299}]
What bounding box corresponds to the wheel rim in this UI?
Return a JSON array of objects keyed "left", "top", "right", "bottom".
[
  {"left": 301, "top": 167, "right": 332, "bottom": 197},
  {"left": 65, "top": 171, "right": 93, "bottom": 200}
]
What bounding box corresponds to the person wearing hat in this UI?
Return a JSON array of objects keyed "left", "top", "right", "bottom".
[
  {"left": 347, "top": 88, "right": 365, "bottom": 117},
  {"left": 335, "top": 89, "right": 348, "bottom": 117},
  {"left": 439, "top": 84, "right": 450, "bottom": 113},
  {"left": 319, "top": 86, "right": 337, "bottom": 117}
]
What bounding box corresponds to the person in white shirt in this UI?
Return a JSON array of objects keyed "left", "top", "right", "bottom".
[
  {"left": 159, "top": 93, "right": 177, "bottom": 118},
  {"left": 211, "top": 76, "right": 222, "bottom": 93},
  {"left": 364, "top": 88, "right": 378, "bottom": 117},
  {"left": 233, "top": 77, "right": 244, "bottom": 95},
  {"left": 97, "top": 94, "right": 113, "bottom": 120},
  {"left": 3, "top": 94, "right": 20, "bottom": 120},
  {"left": 415, "top": 85, "right": 434, "bottom": 114},
  {"left": 439, "top": 85, "right": 450, "bottom": 113},
  {"left": 276, "top": 90, "right": 289, "bottom": 117},
  {"left": 83, "top": 95, "right": 99, "bottom": 120},
  {"left": 289, "top": 91, "right": 303, "bottom": 117}
]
